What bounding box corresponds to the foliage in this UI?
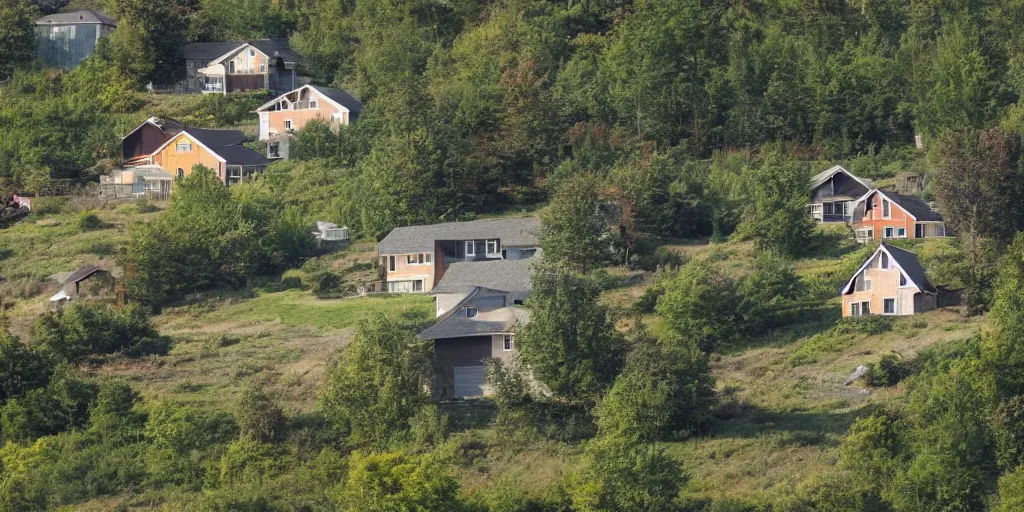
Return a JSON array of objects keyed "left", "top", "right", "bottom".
[
  {"left": 983, "top": 234, "right": 1024, "bottom": 398},
  {"left": 564, "top": 435, "right": 684, "bottom": 512},
  {"left": 31, "top": 302, "right": 164, "bottom": 362},
  {"left": 0, "top": 369, "right": 98, "bottom": 443},
  {"left": 737, "top": 152, "right": 817, "bottom": 257},
  {"left": 0, "top": 331, "right": 52, "bottom": 406},
  {"left": 330, "top": 450, "right": 465, "bottom": 512},
  {"left": 540, "top": 174, "right": 609, "bottom": 273},
  {"left": 0, "top": 0, "right": 37, "bottom": 81},
  {"left": 319, "top": 315, "right": 432, "bottom": 448},
  {"left": 235, "top": 387, "right": 284, "bottom": 444},
  {"left": 517, "top": 262, "right": 623, "bottom": 402},
  {"left": 144, "top": 400, "right": 237, "bottom": 489},
  {"left": 737, "top": 253, "right": 807, "bottom": 334},
  {"left": 864, "top": 354, "right": 908, "bottom": 388},
  {"left": 594, "top": 334, "right": 715, "bottom": 442},
  {"left": 656, "top": 259, "right": 741, "bottom": 352}
]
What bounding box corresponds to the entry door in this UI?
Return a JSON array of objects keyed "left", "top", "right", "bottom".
[{"left": 453, "top": 366, "right": 487, "bottom": 398}]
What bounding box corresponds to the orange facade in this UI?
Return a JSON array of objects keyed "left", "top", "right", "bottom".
[
  {"left": 382, "top": 250, "right": 437, "bottom": 293},
  {"left": 151, "top": 133, "right": 224, "bottom": 181},
  {"left": 852, "top": 192, "right": 943, "bottom": 242},
  {"left": 266, "top": 99, "right": 343, "bottom": 136}
]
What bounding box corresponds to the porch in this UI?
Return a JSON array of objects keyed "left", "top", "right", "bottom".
[{"left": 809, "top": 201, "right": 853, "bottom": 223}]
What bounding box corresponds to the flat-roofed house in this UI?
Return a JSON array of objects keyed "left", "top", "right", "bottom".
[
  {"left": 808, "top": 165, "right": 874, "bottom": 223},
  {"left": 841, "top": 243, "right": 937, "bottom": 317},
  {"left": 254, "top": 85, "right": 363, "bottom": 159},
  {"left": 377, "top": 217, "right": 541, "bottom": 294}
]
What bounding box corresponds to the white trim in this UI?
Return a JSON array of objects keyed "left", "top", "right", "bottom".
[
  {"left": 208, "top": 43, "right": 265, "bottom": 67},
  {"left": 254, "top": 84, "right": 352, "bottom": 114},
  {"left": 812, "top": 165, "right": 874, "bottom": 192},
  {"left": 882, "top": 297, "right": 897, "bottom": 315},
  {"left": 840, "top": 245, "right": 925, "bottom": 295},
  {"left": 149, "top": 131, "right": 227, "bottom": 164},
  {"left": 121, "top": 117, "right": 166, "bottom": 141},
  {"left": 867, "top": 189, "right": 919, "bottom": 221},
  {"left": 503, "top": 334, "right": 514, "bottom": 352},
  {"left": 465, "top": 240, "right": 476, "bottom": 257}
]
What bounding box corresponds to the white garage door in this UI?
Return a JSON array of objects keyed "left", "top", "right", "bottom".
[{"left": 454, "top": 366, "right": 487, "bottom": 398}]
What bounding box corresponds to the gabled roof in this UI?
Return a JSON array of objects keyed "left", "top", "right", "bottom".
[
  {"left": 63, "top": 265, "right": 106, "bottom": 285},
  {"left": 432, "top": 258, "right": 534, "bottom": 298},
  {"left": 150, "top": 129, "right": 269, "bottom": 167},
  {"left": 186, "top": 39, "right": 299, "bottom": 64},
  {"left": 855, "top": 189, "right": 944, "bottom": 222},
  {"left": 379, "top": 217, "right": 541, "bottom": 254},
  {"left": 37, "top": 10, "right": 117, "bottom": 26},
  {"left": 417, "top": 287, "right": 528, "bottom": 340},
  {"left": 255, "top": 84, "right": 364, "bottom": 114},
  {"left": 841, "top": 243, "right": 936, "bottom": 295},
  {"left": 122, "top": 117, "right": 185, "bottom": 141},
  {"left": 810, "top": 165, "right": 875, "bottom": 192}
]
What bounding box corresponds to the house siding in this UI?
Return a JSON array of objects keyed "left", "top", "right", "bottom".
[
  {"left": 265, "top": 100, "right": 343, "bottom": 139},
  {"left": 432, "top": 334, "right": 516, "bottom": 400},
  {"left": 381, "top": 251, "right": 436, "bottom": 293},
  {"left": 842, "top": 254, "right": 931, "bottom": 317},
  {"left": 854, "top": 193, "right": 918, "bottom": 242},
  {"left": 151, "top": 133, "right": 223, "bottom": 182}
]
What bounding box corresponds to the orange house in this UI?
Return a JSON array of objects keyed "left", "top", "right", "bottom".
[
  {"left": 149, "top": 128, "right": 269, "bottom": 187},
  {"left": 254, "top": 85, "right": 363, "bottom": 159},
  {"left": 851, "top": 189, "right": 947, "bottom": 243}
]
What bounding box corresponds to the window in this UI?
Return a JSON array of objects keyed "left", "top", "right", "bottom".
[
  {"left": 388, "top": 256, "right": 396, "bottom": 272},
  {"left": 823, "top": 202, "right": 834, "bottom": 216},
  {"left": 851, "top": 303, "right": 861, "bottom": 317},
  {"left": 176, "top": 168, "right": 184, "bottom": 179},
  {"left": 883, "top": 298, "right": 896, "bottom": 315},
  {"left": 284, "top": 119, "right": 293, "bottom": 130},
  {"left": 259, "top": 64, "right": 265, "bottom": 72},
  {"left": 882, "top": 199, "right": 891, "bottom": 218},
  {"left": 867, "top": 229, "right": 874, "bottom": 240},
  {"left": 175, "top": 142, "right": 192, "bottom": 153},
  {"left": 412, "top": 280, "right": 423, "bottom": 292},
  {"left": 900, "top": 272, "right": 908, "bottom": 287},
  {"left": 407, "top": 255, "right": 416, "bottom": 265},
  {"left": 862, "top": 301, "right": 871, "bottom": 315},
  {"left": 880, "top": 252, "right": 889, "bottom": 270},
  {"left": 249, "top": 49, "right": 255, "bottom": 57},
  {"left": 486, "top": 239, "right": 500, "bottom": 255},
  {"left": 310, "top": 101, "right": 318, "bottom": 109},
  {"left": 465, "top": 306, "right": 478, "bottom": 318},
  {"left": 884, "top": 227, "right": 894, "bottom": 239},
  {"left": 936, "top": 225, "right": 946, "bottom": 237},
  {"left": 864, "top": 276, "right": 871, "bottom": 291},
  {"left": 503, "top": 334, "right": 514, "bottom": 351},
  {"left": 268, "top": 143, "right": 280, "bottom": 158},
  {"left": 915, "top": 223, "right": 924, "bottom": 238},
  {"left": 465, "top": 241, "right": 475, "bottom": 257},
  {"left": 407, "top": 253, "right": 426, "bottom": 265},
  {"left": 897, "top": 227, "right": 906, "bottom": 238},
  {"left": 425, "top": 253, "right": 432, "bottom": 264}
]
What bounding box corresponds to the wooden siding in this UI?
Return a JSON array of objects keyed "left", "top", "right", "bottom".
[
  {"left": 151, "top": 133, "right": 224, "bottom": 183},
  {"left": 841, "top": 253, "right": 931, "bottom": 317}
]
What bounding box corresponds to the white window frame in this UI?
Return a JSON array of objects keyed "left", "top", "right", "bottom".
[
  {"left": 880, "top": 252, "right": 889, "bottom": 270},
  {"left": 850, "top": 303, "right": 860, "bottom": 317},
  {"left": 176, "top": 168, "right": 184, "bottom": 179},
  {"left": 309, "top": 100, "right": 318, "bottom": 109},
  {"left": 936, "top": 225, "right": 946, "bottom": 237},
  {"left": 425, "top": 253, "right": 432, "bottom": 264},
  {"left": 175, "top": 142, "right": 192, "bottom": 153},
  {"left": 249, "top": 49, "right": 255, "bottom": 57},
  {"left": 899, "top": 272, "right": 910, "bottom": 288},
  {"left": 862, "top": 300, "right": 871, "bottom": 315},
  {"left": 465, "top": 306, "right": 478, "bottom": 318},
  {"left": 413, "top": 280, "right": 424, "bottom": 293},
  {"left": 388, "top": 256, "right": 396, "bottom": 272},
  {"left": 465, "top": 241, "right": 476, "bottom": 257},
  {"left": 896, "top": 227, "right": 907, "bottom": 239},
  {"left": 486, "top": 239, "right": 500, "bottom": 256},
  {"left": 882, "top": 297, "right": 897, "bottom": 315},
  {"left": 884, "top": 227, "right": 894, "bottom": 239},
  {"left": 284, "top": 119, "right": 293, "bottom": 130},
  {"left": 259, "top": 64, "right": 266, "bottom": 72},
  {"left": 503, "top": 334, "right": 514, "bottom": 351},
  {"left": 882, "top": 199, "right": 891, "bottom": 219}
]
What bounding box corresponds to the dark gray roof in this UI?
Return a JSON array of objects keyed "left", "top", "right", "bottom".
[
  {"left": 185, "top": 128, "right": 268, "bottom": 166},
  {"left": 417, "top": 288, "right": 525, "bottom": 340},
  {"left": 37, "top": 10, "right": 116, "bottom": 26},
  {"left": 183, "top": 42, "right": 242, "bottom": 61},
  {"left": 64, "top": 265, "right": 106, "bottom": 284},
  {"left": 883, "top": 243, "right": 936, "bottom": 293},
  {"left": 312, "top": 86, "right": 363, "bottom": 112},
  {"left": 249, "top": 39, "right": 300, "bottom": 63},
  {"left": 884, "top": 191, "right": 944, "bottom": 222},
  {"left": 810, "top": 165, "right": 874, "bottom": 190},
  {"left": 432, "top": 258, "right": 534, "bottom": 296},
  {"left": 379, "top": 217, "right": 540, "bottom": 254}
]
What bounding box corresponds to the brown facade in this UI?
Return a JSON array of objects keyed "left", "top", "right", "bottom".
[{"left": 432, "top": 334, "right": 516, "bottom": 400}]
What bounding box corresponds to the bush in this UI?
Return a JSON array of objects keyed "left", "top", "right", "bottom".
[
  {"left": 145, "top": 401, "right": 237, "bottom": 489},
  {"left": 88, "top": 379, "right": 145, "bottom": 443},
  {"left": 594, "top": 336, "right": 716, "bottom": 441},
  {"left": 656, "top": 260, "right": 741, "bottom": 352},
  {"left": 996, "top": 465, "right": 1024, "bottom": 512},
  {"left": 995, "top": 396, "right": 1024, "bottom": 471},
  {"left": 218, "top": 438, "right": 282, "bottom": 488},
  {"left": 75, "top": 211, "right": 107, "bottom": 231},
  {"left": 330, "top": 450, "right": 466, "bottom": 512},
  {"left": 235, "top": 387, "right": 284, "bottom": 444},
  {"left": 564, "top": 435, "right": 684, "bottom": 512},
  {"left": 864, "top": 354, "right": 908, "bottom": 388},
  {"left": 30, "top": 196, "right": 67, "bottom": 215},
  {"left": 408, "top": 404, "right": 450, "bottom": 448},
  {"left": 1, "top": 369, "right": 99, "bottom": 443},
  {"left": 737, "top": 254, "right": 806, "bottom": 333},
  {"left": 486, "top": 359, "right": 539, "bottom": 441},
  {"left": 32, "top": 303, "right": 165, "bottom": 362},
  {"left": 0, "top": 330, "right": 53, "bottom": 406}
]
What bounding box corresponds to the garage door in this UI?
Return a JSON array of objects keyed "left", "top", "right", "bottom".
[{"left": 454, "top": 366, "right": 487, "bottom": 398}]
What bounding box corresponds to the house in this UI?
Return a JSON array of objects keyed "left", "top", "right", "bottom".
[
  {"left": 148, "top": 127, "right": 270, "bottom": 186},
  {"left": 36, "top": 10, "right": 117, "bottom": 70},
  {"left": 418, "top": 287, "right": 528, "bottom": 399},
  {"left": 49, "top": 265, "right": 116, "bottom": 303},
  {"left": 182, "top": 39, "right": 300, "bottom": 94},
  {"left": 808, "top": 165, "right": 874, "bottom": 223},
  {"left": 430, "top": 258, "right": 533, "bottom": 317},
  {"left": 254, "top": 85, "right": 363, "bottom": 159},
  {"left": 851, "top": 189, "right": 947, "bottom": 243},
  {"left": 99, "top": 165, "right": 173, "bottom": 200},
  {"left": 121, "top": 117, "right": 185, "bottom": 167},
  {"left": 377, "top": 217, "right": 541, "bottom": 294},
  {"left": 841, "top": 243, "right": 937, "bottom": 317}
]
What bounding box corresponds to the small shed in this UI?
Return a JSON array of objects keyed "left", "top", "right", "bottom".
[{"left": 49, "top": 265, "right": 116, "bottom": 302}]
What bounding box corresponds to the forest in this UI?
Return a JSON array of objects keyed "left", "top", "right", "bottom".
[{"left": 3, "top": 0, "right": 1024, "bottom": 511}]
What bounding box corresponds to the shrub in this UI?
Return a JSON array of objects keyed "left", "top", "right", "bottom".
[
  {"left": 88, "top": 379, "right": 145, "bottom": 443},
  {"left": 32, "top": 303, "right": 165, "bottom": 362},
  {"left": 0, "top": 330, "right": 53, "bottom": 405},
  {"left": 564, "top": 435, "right": 684, "bottom": 512},
  {"left": 75, "top": 211, "right": 107, "bottom": 231},
  {"left": 864, "top": 354, "right": 908, "bottom": 388},
  {"left": 218, "top": 438, "right": 282, "bottom": 488},
  {"left": 656, "top": 260, "right": 741, "bottom": 352},
  {"left": 0, "top": 369, "right": 99, "bottom": 443},
  {"left": 330, "top": 450, "right": 465, "bottom": 512},
  {"left": 996, "top": 465, "right": 1024, "bottom": 512},
  {"left": 486, "top": 359, "right": 539, "bottom": 441},
  {"left": 594, "top": 336, "right": 716, "bottom": 441},
  {"left": 235, "top": 387, "right": 284, "bottom": 444},
  {"left": 319, "top": 316, "right": 432, "bottom": 447},
  {"left": 737, "top": 254, "right": 806, "bottom": 333},
  {"left": 408, "top": 404, "right": 450, "bottom": 448},
  {"left": 995, "top": 396, "right": 1024, "bottom": 471},
  {"left": 145, "top": 401, "right": 237, "bottom": 488}
]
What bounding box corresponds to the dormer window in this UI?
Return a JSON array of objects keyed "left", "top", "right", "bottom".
[
  {"left": 486, "top": 239, "right": 500, "bottom": 256},
  {"left": 465, "top": 307, "right": 477, "bottom": 318}
]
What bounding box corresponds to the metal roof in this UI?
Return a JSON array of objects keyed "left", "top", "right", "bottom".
[
  {"left": 37, "top": 10, "right": 116, "bottom": 26},
  {"left": 379, "top": 217, "right": 541, "bottom": 254},
  {"left": 63, "top": 265, "right": 106, "bottom": 285},
  {"left": 184, "top": 39, "right": 299, "bottom": 64}
]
